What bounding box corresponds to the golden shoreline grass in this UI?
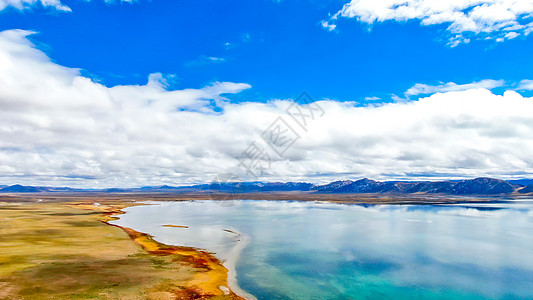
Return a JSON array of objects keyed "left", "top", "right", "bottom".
[{"left": 0, "top": 198, "right": 243, "bottom": 299}]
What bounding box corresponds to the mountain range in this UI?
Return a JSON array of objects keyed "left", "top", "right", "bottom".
[{"left": 2, "top": 177, "right": 533, "bottom": 196}]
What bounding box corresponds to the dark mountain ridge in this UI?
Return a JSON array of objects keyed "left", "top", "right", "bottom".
[
  {"left": 312, "top": 177, "right": 520, "bottom": 195},
  {"left": 1, "top": 177, "right": 531, "bottom": 195}
]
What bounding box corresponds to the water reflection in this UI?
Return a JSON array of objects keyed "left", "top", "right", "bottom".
[{"left": 111, "top": 200, "right": 533, "bottom": 299}]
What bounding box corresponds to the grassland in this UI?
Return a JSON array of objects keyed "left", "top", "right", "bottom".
[{"left": 0, "top": 197, "right": 243, "bottom": 299}]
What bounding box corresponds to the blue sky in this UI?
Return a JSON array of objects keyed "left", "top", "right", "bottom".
[
  {"left": 1, "top": 0, "right": 533, "bottom": 187},
  {"left": 2, "top": 0, "right": 533, "bottom": 103}
]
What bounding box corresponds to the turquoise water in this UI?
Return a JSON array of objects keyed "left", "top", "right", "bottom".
[{"left": 111, "top": 200, "right": 533, "bottom": 299}]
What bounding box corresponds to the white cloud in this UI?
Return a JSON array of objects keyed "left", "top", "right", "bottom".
[
  {"left": 1, "top": 29, "right": 533, "bottom": 187},
  {"left": 518, "top": 79, "right": 533, "bottom": 90},
  {"left": 0, "top": 30, "right": 250, "bottom": 187},
  {"left": 326, "top": 0, "right": 533, "bottom": 45},
  {"left": 206, "top": 56, "right": 226, "bottom": 63},
  {"left": 505, "top": 31, "right": 520, "bottom": 39},
  {"left": 364, "top": 96, "right": 381, "bottom": 101},
  {"left": 405, "top": 79, "right": 505, "bottom": 96},
  {"left": 448, "top": 34, "right": 471, "bottom": 47},
  {"left": 321, "top": 20, "right": 337, "bottom": 31},
  {"left": 0, "top": 0, "right": 135, "bottom": 12},
  {"left": 0, "top": 0, "right": 70, "bottom": 11},
  {"left": 185, "top": 55, "right": 227, "bottom": 67}
]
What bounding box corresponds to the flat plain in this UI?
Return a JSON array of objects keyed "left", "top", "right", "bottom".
[{"left": 0, "top": 195, "right": 243, "bottom": 300}]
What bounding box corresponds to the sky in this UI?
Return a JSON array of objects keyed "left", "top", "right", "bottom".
[{"left": 1, "top": 0, "right": 533, "bottom": 187}]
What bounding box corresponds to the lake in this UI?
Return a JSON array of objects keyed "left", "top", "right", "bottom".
[{"left": 110, "top": 199, "right": 533, "bottom": 299}]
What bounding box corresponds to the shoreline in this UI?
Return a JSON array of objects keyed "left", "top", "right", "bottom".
[
  {"left": 102, "top": 202, "right": 255, "bottom": 300},
  {"left": 0, "top": 199, "right": 247, "bottom": 299},
  {"left": 0, "top": 192, "right": 512, "bottom": 206},
  {"left": 219, "top": 228, "right": 257, "bottom": 300}
]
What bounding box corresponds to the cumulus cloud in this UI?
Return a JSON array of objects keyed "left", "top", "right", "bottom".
[
  {"left": 326, "top": 0, "right": 533, "bottom": 46},
  {"left": 0, "top": 30, "right": 250, "bottom": 187},
  {"left": 1, "top": 29, "right": 533, "bottom": 187}
]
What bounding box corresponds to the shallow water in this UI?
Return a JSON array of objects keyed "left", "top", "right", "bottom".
[{"left": 111, "top": 200, "right": 533, "bottom": 299}]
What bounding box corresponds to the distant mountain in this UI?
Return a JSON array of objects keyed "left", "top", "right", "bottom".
[
  {"left": 0, "top": 185, "right": 76, "bottom": 193},
  {"left": 135, "top": 185, "right": 186, "bottom": 192},
  {"left": 314, "top": 180, "right": 354, "bottom": 192},
  {"left": 315, "top": 178, "right": 385, "bottom": 193},
  {"left": 314, "top": 177, "right": 521, "bottom": 195},
  {"left": 397, "top": 181, "right": 455, "bottom": 193},
  {"left": 450, "top": 178, "right": 518, "bottom": 195},
  {"left": 0, "top": 185, "right": 48, "bottom": 193},
  {"left": 518, "top": 184, "right": 533, "bottom": 194},
  {"left": 508, "top": 179, "right": 533, "bottom": 186},
  {"left": 0, "top": 178, "right": 530, "bottom": 195}
]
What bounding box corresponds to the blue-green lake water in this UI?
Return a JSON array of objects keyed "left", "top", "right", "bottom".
[{"left": 111, "top": 200, "right": 533, "bottom": 299}]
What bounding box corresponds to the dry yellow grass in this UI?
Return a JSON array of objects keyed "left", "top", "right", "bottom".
[{"left": 0, "top": 199, "right": 243, "bottom": 299}]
